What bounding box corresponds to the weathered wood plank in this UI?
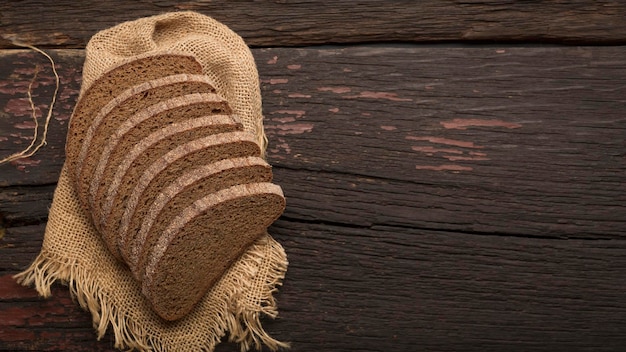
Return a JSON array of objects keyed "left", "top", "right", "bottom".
[
  {"left": 0, "top": 225, "right": 116, "bottom": 351},
  {"left": 1, "top": 47, "right": 624, "bottom": 237},
  {"left": 1, "top": 1, "right": 625, "bottom": 48},
  {"left": 1, "top": 46, "right": 625, "bottom": 350},
  {"left": 0, "top": 267, "right": 116, "bottom": 351},
  {"left": 2, "top": 221, "right": 626, "bottom": 351},
  {"left": 259, "top": 45, "right": 626, "bottom": 239},
  {"left": 0, "top": 185, "right": 54, "bottom": 227}
]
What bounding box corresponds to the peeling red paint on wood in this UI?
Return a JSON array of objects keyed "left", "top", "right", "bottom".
[
  {"left": 267, "top": 123, "right": 314, "bottom": 135},
  {"left": 267, "top": 56, "right": 278, "bottom": 64},
  {"left": 317, "top": 86, "right": 352, "bottom": 94},
  {"left": 318, "top": 86, "right": 411, "bottom": 102},
  {"left": 406, "top": 136, "right": 483, "bottom": 149},
  {"left": 4, "top": 98, "right": 34, "bottom": 117},
  {"left": 415, "top": 164, "right": 473, "bottom": 171},
  {"left": 9, "top": 158, "right": 42, "bottom": 172},
  {"left": 441, "top": 118, "right": 523, "bottom": 130},
  {"left": 411, "top": 146, "right": 464, "bottom": 155},
  {"left": 265, "top": 78, "right": 288, "bottom": 84},
  {"left": 13, "top": 66, "right": 40, "bottom": 77},
  {"left": 271, "top": 139, "right": 292, "bottom": 155},
  {"left": 10, "top": 158, "right": 42, "bottom": 166},
  {"left": 345, "top": 91, "right": 412, "bottom": 102},
  {"left": 443, "top": 155, "right": 490, "bottom": 161},
  {"left": 8, "top": 132, "right": 31, "bottom": 141},
  {"left": 379, "top": 125, "right": 396, "bottom": 131},
  {"left": 411, "top": 142, "right": 486, "bottom": 169},
  {"left": 270, "top": 116, "right": 296, "bottom": 123},
  {"left": 266, "top": 109, "right": 312, "bottom": 136},
  {"left": 271, "top": 110, "right": 306, "bottom": 119},
  {"left": 13, "top": 120, "right": 37, "bottom": 129},
  {"left": 287, "top": 93, "right": 311, "bottom": 98}
]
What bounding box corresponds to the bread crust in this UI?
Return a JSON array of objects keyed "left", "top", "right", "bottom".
[
  {"left": 65, "top": 53, "right": 286, "bottom": 322},
  {"left": 67, "top": 54, "right": 203, "bottom": 180},
  {"left": 116, "top": 131, "right": 261, "bottom": 268},
  {"left": 142, "top": 182, "right": 285, "bottom": 320}
]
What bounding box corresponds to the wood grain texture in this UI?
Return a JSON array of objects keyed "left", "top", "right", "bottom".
[
  {"left": 257, "top": 46, "right": 626, "bottom": 240},
  {"left": 0, "top": 226, "right": 115, "bottom": 352},
  {"left": 2, "top": 222, "right": 626, "bottom": 351},
  {"left": 1, "top": 46, "right": 625, "bottom": 350},
  {"left": 1, "top": 1, "right": 626, "bottom": 48}
]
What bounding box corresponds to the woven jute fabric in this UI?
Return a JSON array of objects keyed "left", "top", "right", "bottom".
[
  {"left": 81, "top": 11, "right": 266, "bottom": 151},
  {"left": 15, "top": 12, "right": 288, "bottom": 351}
]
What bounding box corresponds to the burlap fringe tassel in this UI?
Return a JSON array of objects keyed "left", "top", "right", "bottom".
[{"left": 14, "top": 236, "right": 290, "bottom": 352}]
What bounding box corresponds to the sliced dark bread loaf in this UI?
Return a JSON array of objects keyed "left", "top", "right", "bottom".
[
  {"left": 100, "top": 114, "right": 242, "bottom": 228},
  {"left": 72, "top": 75, "right": 218, "bottom": 227},
  {"left": 87, "top": 92, "right": 231, "bottom": 224},
  {"left": 142, "top": 182, "right": 286, "bottom": 321},
  {"left": 128, "top": 156, "right": 273, "bottom": 279},
  {"left": 98, "top": 114, "right": 242, "bottom": 261},
  {"left": 81, "top": 93, "right": 230, "bottom": 259},
  {"left": 115, "top": 131, "right": 262, "bottom": 266},
  {"left": 75, "top": 73, "right": 218, "bottom": 182},
  {"left": 78, "top": 86, "right": 223, "bottom": 217},
  {"left": 66, "top": 54, "right": 203, "bottom": 179}
]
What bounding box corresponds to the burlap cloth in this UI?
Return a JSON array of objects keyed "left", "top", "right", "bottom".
[{"left": 14, "top": 11, "right": 288, "bottom": 351}]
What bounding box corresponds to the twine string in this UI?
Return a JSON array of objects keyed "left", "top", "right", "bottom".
[{"left": 0, "top": 41, "right": 60, "bottom": 165}]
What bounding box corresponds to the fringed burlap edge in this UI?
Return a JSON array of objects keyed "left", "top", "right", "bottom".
[{"left": 13, "top": 236, "right": 290, "bottom": 352}]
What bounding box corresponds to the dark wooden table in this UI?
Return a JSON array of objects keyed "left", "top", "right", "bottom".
[{"left": 1, "top": 2, "right": 625, "bottom": 351}]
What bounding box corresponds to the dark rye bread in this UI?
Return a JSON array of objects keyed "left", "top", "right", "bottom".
[
  {"left": 99, "top": 114, "right": 242, "bottom": 229},
  {"left": 73, "top": 77, "right": 222, "bottom": 255},
  {"left": 81, "top": 93, "right": 231, "bottom": 260},
  {"left": 72, "top": 77, "right": 219, "bottom": 233},
  {"left": 75, "top": 73, "right": 218, "bottom": 184},
  {"left": 115, "top": 131, "right": 262, "bottom": 266},
  {"left": 99, "top": 115, "right": 243, "bottom": 261},
  {"left": 142, "top": 182, "right": 286, "bottom": 321},
  {"left": 87, "top": 92, "right": 231, "bottom": 226},
  {"left": 79, "top": 88, "right": 225, "bottom": 218},
  {"left": 128, "top": 156, "right": 273, "bottom": 280},
  {"left": 66, "top": 54, "right": 203, "bottom": 178}
]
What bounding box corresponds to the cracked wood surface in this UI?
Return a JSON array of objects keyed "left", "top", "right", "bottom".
[
  {"left": 1, "top": 46, "right": 625, "bottom": 351},
  {"left": 1, "top": 1, "right": 626, "bottom": 48}
]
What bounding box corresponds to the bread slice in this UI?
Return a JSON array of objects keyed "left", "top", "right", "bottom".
[
  {"left": 114, "top": 131, "right": 262, "bottom": 265},
  {"left": 142, "top": 182, "right": 286, "bottom": 321},
  {"left": 99, "top": 114, "right": 242, "bottom": 260},
  {"left": 75, "top": 81, "right": 222, "bottom": 218},
  {"left": 75, "top": 92, "right": 230, "bottom": 260},
  {"left": 75, "top": 73, "right": 218, "bottom": 180},
  {"left": 66, "top": 54, "right": 204, "bottom": 179},
  {"left": 86, "top": 92, "right": 231, "bottom": 224},
  {"left": 128, "top": 156, "right": 273, "bottom": 279}
]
